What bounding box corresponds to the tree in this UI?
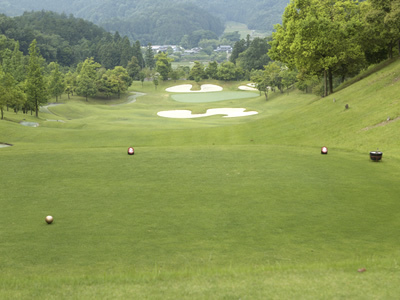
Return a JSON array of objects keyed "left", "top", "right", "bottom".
[
  {"left": 0, "top": 69, "right": 24, "bottom": 119},
  {"left": 236, "top": 37, "right": 271, "bottom": 71},
  {"left": 169, "top": 69, "right": 181, "bottom": 82},
  {"left": 110, "top": 66, "right": 132, "bottom": 98},
  {"left": 145, "top": 43, "right": 155, "bottom": 70},
  {"left": 97, "top": 71, "right": 117, "bottom": 99},
  {"left": 189, "top": 61, "right": 207, "bottom": 81},
  {"left": 0, "top": 69, "right": 11, "bottom": 120},
  {"left": 48, "top": 62, "right": 65, "bottom": 102},
  {"left": 230, "top": 39, "right": 247, "bottom": 64},
  {"left": 205, "top": 61, "right": 219, "bottom": 79},
  {"left": 98, "top": 40, "right": 120, "bottom": 70},
  {"left": 64, "top": 71, "right": 77, "bottom": 99},
  {"left": 217, "top": 61, "right": 237, "bottom": 81},
  {"left": 139, "top": 71, "right": 146, "bottom": 87},
  {"left": 295, "top": 72, "right": 320, "bottom": 93},
  {"left": 251, "top": 69, "right": 269, "bottom": 99},
  {"left": 75, "top": 57, "right": 101, "bottom": 101},
  {"left": 361, "top": 0, "right": 400, "bottom": 60},
  {"left": 269, "top": 0, "right": 365, "bottom": 96},
  {"left": 126, "top": 56, "right": 141, "bottom": 80},
  {"left": 153, "top": 74, "right": 159, "bottom": 90},
  {"left": 133, "top": 40, "right": 145, "bottom": 69},
  {"left": 155, "top": 52, "right": 173, "bottom": 81},
  {"left": 26, "top": 39, "right": 48, "bottom": 117},
  {"left": 281, "top": 68, "right": 298, "bottom": 91},
  {"left": 263, "top": 62, "right": 284, "bottom": 92},
  {"left": 119, "top": 36, "right": 133, "bottom": 67},
  {"left": 1, "top": 41, "right": 26, "bottom": 83}
]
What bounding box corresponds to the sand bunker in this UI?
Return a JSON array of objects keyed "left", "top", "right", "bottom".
[
  {"left": 157, "top": 108, "right": 258, "bottom": 118},
  {"left": 238, "top": 83, "right": 258, "bottom": 91},
  {"left": 166, "top": 84, "right": 223, "bottom": 93},
  {"left": 238, "top": 86, "right": 258, "bottom": 91}
]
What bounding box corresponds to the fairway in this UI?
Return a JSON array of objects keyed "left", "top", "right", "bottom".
[
  {"left": 1, "top": 67, "right": 400, "bottom": 299},
  {"left": 171, "top": 91, "right": 259, "bottom": 103}
]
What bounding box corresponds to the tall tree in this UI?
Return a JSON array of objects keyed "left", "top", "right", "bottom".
[
  {"left": 0, "top": 69, "right": 23, "bottom": 119},
  {"left": 236, "top": 37, "right": 271, "bottom": 71},
  {"left": 189, "top": 61, "right": 207, "bottom": 81},
  {"left": 251, "top": 69, "right": 269, "bottom": 99},
  {"left": 110, "top": 66, "right": 132, "bottom": 98},
  {"left": 205, "top": 61, "right": 219, "bottom": 79},
  {"left": 119, "top": 36, "right": 133, "bottom": 67},
  {"left": 145, "top": 43, "right": 155, "bottom": 70},
  {"left": 230, "top": 39, "right": 247, "bottom": 64},
  {"left": 361, "top": 0, "right": 400, "bottom": 60},
  {"left": 217, "top": 61, "right": 237, "bottom": 81},
  {"left": 269, "top": 0, "right": 364, "bottom": 96},
  {"left": 1, "top": 41, "right": 26, "bottom": 83},
  {"left": 64, "top": 71, "right": 77, "bottom": 99},
  {"left": 155, "top": 52, "right": 173, "bottom": 81},
  {"left": 126, "top": 56, "right": 141, "bottom": 80},
  {"left": 75, "top": 57, "right": 101, "bottom": 101},
  {"left": 26, "top": 39, "right": 48, "bottom": 117},
  {"left": 132, "top": 41, "right": 145, "bottom": 69},
  {"left": 48, "top": 62, "right": 65, "bottom": 102}
]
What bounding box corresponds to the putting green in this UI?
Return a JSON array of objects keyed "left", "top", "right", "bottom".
[{"left": 171, "top": 91, "right": 259, "bottom": 103}]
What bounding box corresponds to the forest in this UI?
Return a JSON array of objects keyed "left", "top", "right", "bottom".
[{"left": 0, "top": 0, "right": 289, "bottom": 44}]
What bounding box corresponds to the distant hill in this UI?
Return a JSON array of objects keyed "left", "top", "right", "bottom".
[{"left": 0, "top": 0, "right": 289, "bottom": 44}]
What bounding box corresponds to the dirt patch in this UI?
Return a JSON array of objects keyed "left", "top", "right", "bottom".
[{"left": 361, "top": 116, "right": 400, "bottom": 131}]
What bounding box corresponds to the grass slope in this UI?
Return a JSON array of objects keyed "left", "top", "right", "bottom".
[{"left": 1, "top": 61, "right": 400, "bottom": 299}]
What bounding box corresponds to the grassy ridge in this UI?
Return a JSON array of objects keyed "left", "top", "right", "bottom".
[{"left": 1, "top": 61, "right": 400, "bottom": 298}]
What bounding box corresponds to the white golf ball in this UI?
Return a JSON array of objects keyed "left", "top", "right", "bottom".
[{"left": 45, "top": 215, "right": 54, "bottom": 224}]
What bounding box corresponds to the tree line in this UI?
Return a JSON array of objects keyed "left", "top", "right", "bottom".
[
  {"left": 0, "top": 11, "right": 144, "bottom": 69},
  {"left": 0, "top": 38, "right": 138, "bottom": 119},
  {"left": 266, "top": 0, "right": 400, "bottom": 97}
]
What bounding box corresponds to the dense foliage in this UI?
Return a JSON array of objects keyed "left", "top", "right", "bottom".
[
  {"left": 0, "top": 11, "right": 143, "bottom": 68},
  {"left": 268, "top": 0, "right": 400, "bottom": 96},
  {"left": 0, "top": 0, "right": 230, "bottom": 45},
  {"left": 100, "top": 3, "right": 224, "bottom": 45}
]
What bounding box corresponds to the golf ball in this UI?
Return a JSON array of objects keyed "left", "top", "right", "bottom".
[{"left": 45, "top": 215, "right": 53, "bottom": 224}]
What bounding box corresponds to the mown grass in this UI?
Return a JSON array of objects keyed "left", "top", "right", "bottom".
[
  {"left": 1, "top": 61, "right": 400, "bottom": 299},
  {"left": 171, "top": 91, "right": 259, "bottom": 103}
]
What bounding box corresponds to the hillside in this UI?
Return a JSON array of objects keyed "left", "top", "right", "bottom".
[{"left": 0, "top": 0, "right": 289, "bottom": 44}]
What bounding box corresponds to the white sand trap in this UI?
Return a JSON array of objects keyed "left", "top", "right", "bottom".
[
  {"left": 238, "top": 83, "right": 258, "bottom": 91},
  {"left": 157, "top": 108, "right": 258, "bottom": 118},
  {"left": 238, "top": 85, "right": 258, "bottom": 91},
  {"left": 166, "top": 84, "right": 223, "bottom": 93}
]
